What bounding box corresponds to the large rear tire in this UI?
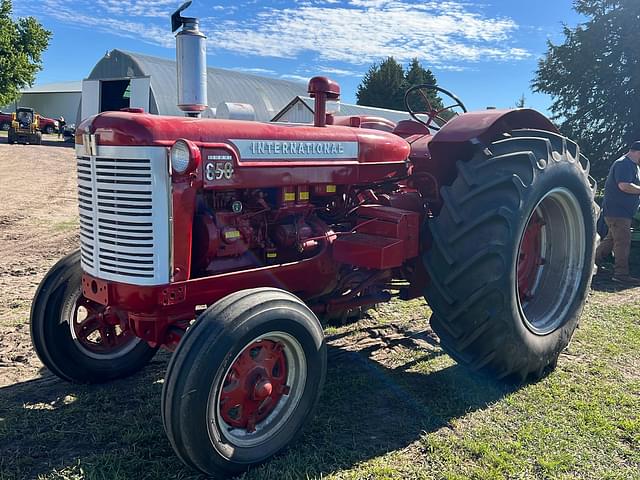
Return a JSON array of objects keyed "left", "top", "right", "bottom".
[
  {"left": 162, "top": 288, "right": 326, "bottom": 477},
  {"left": 424, "top": 129, "right": 596, "bottom": 383},
  {"left": 30, "top": 251, "right": 158, "bottom": 383}
]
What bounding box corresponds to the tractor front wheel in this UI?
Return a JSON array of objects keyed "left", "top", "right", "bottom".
[
  {"left": 424, "top": 129, "right": 596, "bottom": 383},
  {"left": 162, "top": 288, "right": 326, "bottom": 477},
  {"left": 30, "top": 251, "right": 158, "bottom": 383}
]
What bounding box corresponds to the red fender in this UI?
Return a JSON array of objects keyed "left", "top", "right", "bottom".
[{"left": 414, "top": 109, "right": 559, "bottom": 190}]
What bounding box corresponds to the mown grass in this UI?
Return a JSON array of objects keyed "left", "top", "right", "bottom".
[{"left": 0, "top": 287, "right": 638, "bottom": 480}]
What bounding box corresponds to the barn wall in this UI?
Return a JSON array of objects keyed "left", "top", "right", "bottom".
[
  {"left": 275, "top": 100, "right": 314, "bottom": 123},
  {"left": 16, "top": 92, "right": 81, "bottom": 124}
]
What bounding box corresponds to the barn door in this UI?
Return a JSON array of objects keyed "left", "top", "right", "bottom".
[
  {"left": 81, "top": 80, "right": 100, "bottom": 121},
  {"left": 129, "top": 77, "right": 151, "bottom": 112}
]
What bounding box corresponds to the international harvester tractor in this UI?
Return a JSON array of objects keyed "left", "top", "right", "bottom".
[{"left": 30, "top": 3, "right": 596, "bottom": 477}]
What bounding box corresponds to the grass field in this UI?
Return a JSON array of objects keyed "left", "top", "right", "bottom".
[
  {"left": 1, "top": 286, "right": 639, "bottom": 480},
  {"left": 0, "top": 143, "right": 639, "bottom": 479}
]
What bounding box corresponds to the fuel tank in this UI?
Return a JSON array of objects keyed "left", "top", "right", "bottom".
[{"left": 77, "top": 110, "right": 411, "bottom": 188}]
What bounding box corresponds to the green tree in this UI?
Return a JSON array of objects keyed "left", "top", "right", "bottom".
[
  {"left": 356, "top": 57, "right": 445, "bottom": 117},
  {"left": 0, "top": 0, "right": 51, "bottom": 106},
  {"left": 533, "top": 0, "right": 640, "bottom": 178},
  {"left": 356, "top": 57, "right": 405, "bottom": 110},
  {"left": 515, "top": 94, "right": 526, "bottom": 109},
  {"left": 403, "top": 58, "right": 444, "bottom": 113}
]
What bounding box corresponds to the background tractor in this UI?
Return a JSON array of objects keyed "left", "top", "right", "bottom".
[
  {"left": 7, "top": 107, "right": 42, "bottom": 145},
  {"left": 29, "top": 2, "right": 597, "bottom": 477}
]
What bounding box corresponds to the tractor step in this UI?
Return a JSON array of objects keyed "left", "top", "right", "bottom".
[{"left": 332, "top": 233, "right": 405, "bottom": 269}]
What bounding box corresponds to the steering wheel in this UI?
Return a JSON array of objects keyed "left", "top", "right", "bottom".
[{"left": 404, "top": 84, "right": 467, "bottom": 131}]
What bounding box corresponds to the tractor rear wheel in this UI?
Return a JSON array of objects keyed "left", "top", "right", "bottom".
[
  {"left": 30, "top": 251, "right": 158, "bottom": 383},
  {"left": 424, "top": 129, "right": 596, "bottom": 383},
  {"left": 162, "top": 288, "right": 326, "bottom": 477}
]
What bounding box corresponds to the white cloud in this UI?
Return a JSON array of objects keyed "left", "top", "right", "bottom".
[
  {"left": 280, "top": 74, "right": 310, "bottom": 82},
  {"left": 230, "top": 67, "right": 277, "bottom": 75},
  {"left": 202, "top": 1, "right": 530, "bottom": 67},
  {"left": 32, "top": 0, "right": 530, "bottom": 71},
  {"left": 41, "top": 0, "right": 175, "bottom": 47},
  {"left": 318, "top": 66, "right": 362, "bottom": 76}
]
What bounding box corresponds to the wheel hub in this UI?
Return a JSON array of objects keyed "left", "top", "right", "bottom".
[
  {"left": 69, "top": 295, "right": 137, "bottom": 358},
  {"left": 517, "top": 213, "right": 545, "bottom": 302},
  {"left": 219, "top": 340, "right": 288, "bottom": 432}
]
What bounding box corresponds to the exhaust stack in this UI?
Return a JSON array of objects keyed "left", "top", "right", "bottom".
[{"left": 171, "top": 1, "right": 207, "bottom": 116}]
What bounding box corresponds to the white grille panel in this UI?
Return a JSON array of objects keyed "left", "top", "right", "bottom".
[{"left": 76, "top": 145, "right": 170, "bottom": 285}]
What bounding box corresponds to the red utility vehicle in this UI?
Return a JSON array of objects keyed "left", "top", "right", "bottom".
[
  {"left": 38, "top": 114, "right": 59, "bottom": 134},
  {"left": 30, "top": 3, "right": 596, "bottom": 477},
  {"left": 0, "top": 111, "right": 12, "bottom": 131}
]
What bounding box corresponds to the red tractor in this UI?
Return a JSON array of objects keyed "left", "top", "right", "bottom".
[{"left": 30, "top": 3, "right": 596, "bottom": 477}]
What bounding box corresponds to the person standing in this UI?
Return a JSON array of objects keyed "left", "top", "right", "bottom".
[
  {"left": 57, "top": 116, "right": 66, "bottom": 139},
  {"left": 595, "top": 141, "right": 640, "bottom": 284}
]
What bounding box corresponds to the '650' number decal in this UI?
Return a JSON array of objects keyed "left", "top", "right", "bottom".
[{"left": 205, "top": 161, "right": 234, "bottom": 181}]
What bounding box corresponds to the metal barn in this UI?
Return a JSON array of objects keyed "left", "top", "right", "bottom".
[
  {"left": 81, "top": 50, "right": 307, "bottom": 124},
  {"left": 3, "top": 81, "right": 81, "bottom": 124}
]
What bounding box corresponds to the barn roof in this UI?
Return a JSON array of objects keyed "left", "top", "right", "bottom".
[
  {"left": 21, "top": 81, "right": 82, "bottom": 94},
  {"left": 87, "top": 50, "right": 307, "bottom": 121}
]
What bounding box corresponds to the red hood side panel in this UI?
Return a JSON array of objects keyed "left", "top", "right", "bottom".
[{"left": 77, "top": 111, "right": 410, "bottom": 165}]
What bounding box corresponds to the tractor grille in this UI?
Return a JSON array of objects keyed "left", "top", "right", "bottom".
[{"left": 76, "top": 145, "right": 171, "bottom": 286}]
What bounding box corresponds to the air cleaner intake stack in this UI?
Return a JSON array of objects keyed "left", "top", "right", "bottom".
[{"left": 172, "top": 1, "right": 207, "bottom": 116}]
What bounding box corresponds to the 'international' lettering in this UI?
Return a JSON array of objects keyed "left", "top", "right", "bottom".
[{"left": 231, "top": 139, "right": 359, "bottom": 161}]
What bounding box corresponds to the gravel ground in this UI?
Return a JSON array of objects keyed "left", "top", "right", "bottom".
[{"left": 0, "top": 140, "right": 78, "bottom": 386}]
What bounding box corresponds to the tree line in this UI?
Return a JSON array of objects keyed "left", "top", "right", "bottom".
[{"left": 355, "top": 0, "right": 638, "bottom": 180}]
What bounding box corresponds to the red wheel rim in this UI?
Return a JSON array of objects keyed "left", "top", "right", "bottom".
[
  {"left": 517, "top": 212, "right": 545, "bottom": 303},
  {"left": 219, "top": 339, "right": 289, "bottom": 433},
  {"left": 70, "top": 295, "right": 137, "bottom": 358}
]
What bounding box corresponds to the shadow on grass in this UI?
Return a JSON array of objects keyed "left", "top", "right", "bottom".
[{"left": 0, "top": 337, "right": 511, "bottom": 480}]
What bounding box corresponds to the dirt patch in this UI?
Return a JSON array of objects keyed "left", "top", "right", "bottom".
[{"left": 0, "top": 142, "right": 78, "bottom": 387}]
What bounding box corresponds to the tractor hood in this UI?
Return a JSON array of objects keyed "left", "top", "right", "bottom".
[{"left": 77, "top": 110, "right": 410, "bottom": 164}]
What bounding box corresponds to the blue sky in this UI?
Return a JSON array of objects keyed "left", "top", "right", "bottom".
[{"left": 13, "top": 0, "right": 585, "bottom": 114}]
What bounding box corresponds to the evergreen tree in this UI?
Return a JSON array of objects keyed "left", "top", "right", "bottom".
[
  {"left": 515, "top": 94, "right": 526, "bottom": 109},
  {"left": 533, "top": 0, "right": 640, "bottom": 178},
  {"left": 356, "top": 57, "right": 445, "bottom": 117},
  {"left": 403, "top": 58, "right": 443, "bottom": 113},
  {"left": 0, "top": 0, "right": 51, "bottom": 106},
  {"left": 356, "top": 57, "right": 405, "bottom": 110}
]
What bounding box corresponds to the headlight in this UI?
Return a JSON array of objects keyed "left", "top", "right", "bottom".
[{"left": 170, "top": 140, "right": 192, "bottom": 174}]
